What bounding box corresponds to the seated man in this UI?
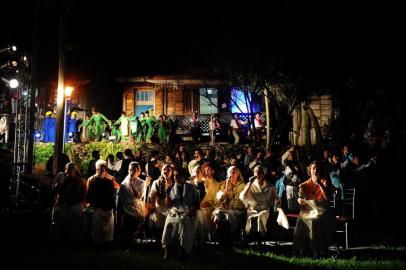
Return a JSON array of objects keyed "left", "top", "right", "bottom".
[
  {"left": 83, "top": 160, "right": 117, "bottom": 243},
  {"left": 51, "top": 162, "right": 87, "bottom": 243}
]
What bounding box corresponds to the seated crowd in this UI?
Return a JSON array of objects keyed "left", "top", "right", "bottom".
[{"left": 50, "top": 141, "right": 379, "bottom": 258}]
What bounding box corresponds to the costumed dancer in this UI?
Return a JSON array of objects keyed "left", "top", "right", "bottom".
[
  {"left": 78, "top": 114, "right": 93, "bottom": 142},
  {"left": 111, "top": 124, "right": 121, "bottom": 143},
  {"left": 137, "top": 112, "right": 146, "bottom": 143},
  {"left": 144, "top": 111, "right": 156, "bottom": 143},
  {"left": 87, "top": 108, "right": 112, "bottom": 141},
  {"left": 128, "top": 114, "right": 139, "bottom": 142},
  {"left": 114, "top": 111, "right": 130, "bottom": 142},
  {"left": 43, "top": 111, "right": 56, "bottom": 143},
  {"left": 67, "top": 111, "right": 78, "bottom": 142},
  {"left": 158, "top": 114, "right": 168, "bottom": 144}
]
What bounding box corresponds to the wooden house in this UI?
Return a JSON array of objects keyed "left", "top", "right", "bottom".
[{"left": 117, "top": 75, "right": 334, "bottom": 143}]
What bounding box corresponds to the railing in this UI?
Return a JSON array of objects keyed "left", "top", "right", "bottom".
[
  {"left": 31, "top": 112, "right": 264, "bottom": 137},
  {"left": 170, "top": 113, "right": 263, "bottom": 135}
]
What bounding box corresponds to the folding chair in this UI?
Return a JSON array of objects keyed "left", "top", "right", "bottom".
[{"left": 334, "top": 187, "right": 356, "bottom": 249}]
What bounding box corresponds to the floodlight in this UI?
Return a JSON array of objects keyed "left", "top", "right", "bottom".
[
  {"left": 1, "top": 77, "right": 19, "bottom": 88},
  {"left": 0, "top": 45, "right": 17, "bottom": 55},
  {"left": 64, "top": 86, "right": 74, "bottom": 97},
  {"left": 9, "top": 79, "right": 19, "bottom": 88},
  {"left": 0, "top": 60, "right": 18, "bottom": 70}
]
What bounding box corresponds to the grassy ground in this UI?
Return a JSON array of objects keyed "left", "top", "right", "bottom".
[
  {"left": 0, "top": 211, "right": 405, "bottom": 270},
  {"left": 2, "top": 241, "right": 406, "bottom": 270}
]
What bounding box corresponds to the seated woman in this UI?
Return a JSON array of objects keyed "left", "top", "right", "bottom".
[
  {"left": 147, "top": 164, "right": 174, "bottom": 234},
  {"left": 117, "top": 162, "right": 145, "bottom": 246},
  {"left": 293, "top": 160, "right": 336, "bottom": 257},
  {"left": 162, "top": 167, "right": 200, "bottom": 260},
  {"left": 194, "top": 164, "right": 220, "bottom": 242},
  {"left": 239, "top": 165, "right": 280, "bottom": 238},
  {"left": 212, "top": 166, "right": 246, "bottom": 247}
]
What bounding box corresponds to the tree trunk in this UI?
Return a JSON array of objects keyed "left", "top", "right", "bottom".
[
  {"left": 264, "top": 87, "right": 271, "bottom": 149},
  {"left": 302, "top": 103, "right": 311, "bottom": 158},
  {"left": 294, "top": 106, "right": 301, "bottom": 146},
  {"left": 305, "top": 103, "right": 324, "bottom": 158}
]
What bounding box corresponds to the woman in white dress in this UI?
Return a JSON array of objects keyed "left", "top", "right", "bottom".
[{"left": 239, "top": 165, "right": 280, "bottom": 238}]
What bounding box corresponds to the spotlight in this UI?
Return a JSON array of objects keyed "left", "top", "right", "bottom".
[
  {"left": 1, "top": 77, "right": 19, "bottom": 88},
  {"left": 0, "top": 45, "right": 17, "bottom": 55},
  {"left": 9, "top": 79, "right": 19, "bottom": 88},
  {"left": 0, "top": 60, "right": 18, "bottom": 70}
]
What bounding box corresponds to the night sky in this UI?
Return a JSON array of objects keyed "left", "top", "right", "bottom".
[{"left": 1, "top": 1, "right": 403, "bottom": 117}]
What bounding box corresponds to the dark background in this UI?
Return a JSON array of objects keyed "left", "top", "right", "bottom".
[{"left": 1, "top": 1, "right": 404, "bottom": 117}]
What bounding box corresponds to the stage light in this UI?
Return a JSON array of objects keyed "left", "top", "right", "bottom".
[
  {"left": 64, "top": 86, "right": 74, "bottom": 97},
  {"left": 1, "top": 77, "right": 19, "bottom": 88},
  {"left": 0, "top": 60, "right": 18, "bottom": 70},
  {"left": 9, "top": 79, "right": 19, "bottom": 88},
  {"left": 0, "top": 45, "right": 17, "bottom": 54},
  {"left": 34, "top": 131, "right": 41, "bottom": 138}
]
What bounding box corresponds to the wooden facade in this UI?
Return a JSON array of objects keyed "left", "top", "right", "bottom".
[
  {"left": 118, "top": 75, "right": 333, "bottom": 141},
  {"left": 119, "top": 76, "right": 224, "bottom": 117}
]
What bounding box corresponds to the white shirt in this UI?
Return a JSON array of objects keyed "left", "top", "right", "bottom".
[
  {"left": 254, "top": 118, "right": 263, "bottom": 128},
  {"left": 230, "top": 119, "right": 239, "bottom": 129},
  {"left": 118, "top": 176, "right": 145, "bottom": 217},
  {"left": 209, "top": 120, "right": 218, "bottom": 131}
]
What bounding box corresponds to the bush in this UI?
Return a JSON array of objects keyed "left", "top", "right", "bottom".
[{"left": 34, "top": 141, "right": 145, "bottom": 175}]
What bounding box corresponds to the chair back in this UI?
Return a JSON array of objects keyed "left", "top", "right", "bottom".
[{"left": 338, "top": 187, "right": 355, "bottom": 219}]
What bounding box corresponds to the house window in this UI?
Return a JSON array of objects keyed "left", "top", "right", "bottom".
[
  {"left": 135, "top": 89, "right": 154, "bottom": 116},
  {"left": 136, "top": 90, "right": 153, "bottom": 104},
  {"left": 199, "top": 88, "right": 218, "bottom": 114}
]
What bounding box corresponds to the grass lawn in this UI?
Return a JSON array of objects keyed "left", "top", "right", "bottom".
[{"left": 3, "top": 242, "right": 406, "bottom": 270}]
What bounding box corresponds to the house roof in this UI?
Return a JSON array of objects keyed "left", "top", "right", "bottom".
[{"left": 115, "top": 75, "right": 223, "bottom": 86}]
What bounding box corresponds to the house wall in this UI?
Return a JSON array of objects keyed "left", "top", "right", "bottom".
[
  {"left": 123, "top": 83, "right": 155, "bottom": 116},
  {"left": 124, "top": 85, "right": 193, "bottom": 116},
  {"left": 155, "top": 87, "right": 163, "bottom": 115},
  {"left": 291, "top": 95, "right": 333, "bottom": 146}
]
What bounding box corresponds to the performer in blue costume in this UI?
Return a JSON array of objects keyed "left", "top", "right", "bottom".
[
  {"left": 67, "top": 111, "right": 78, "bottom": 142},
  {"left": 43, "top": 111, "right": 56, "bottom": 143}
]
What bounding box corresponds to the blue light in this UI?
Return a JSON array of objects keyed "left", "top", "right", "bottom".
[
  {"left": 34, "top": 131, "right": 41, "bottom": 138},
  {"left": 230, "top": 88, "right": 259, "bottom": 113}
]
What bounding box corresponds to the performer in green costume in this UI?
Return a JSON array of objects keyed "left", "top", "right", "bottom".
[
  {"left": 144, "top": 110, "right": 156, "bottom": 143},
  {"left": 128, "top": 114, "right": 139, "bottom": 141},
  {"left": 137, "top": 112, "right": 146, "bottom": 143},
  {"left": 86, "top": 108, "right": 112, "bottom": 141},
  {"left": 111, "top": 125, "right": 121, "bottom": 143},
  {"left": 114, "top": 111, "right": 129, "bottom": 142},
  {"left": 158, "top": 114, "right": 168, "bottom": 144},
  {"left": 79, "top": 114, "right": 94, "bottom": 141}
]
